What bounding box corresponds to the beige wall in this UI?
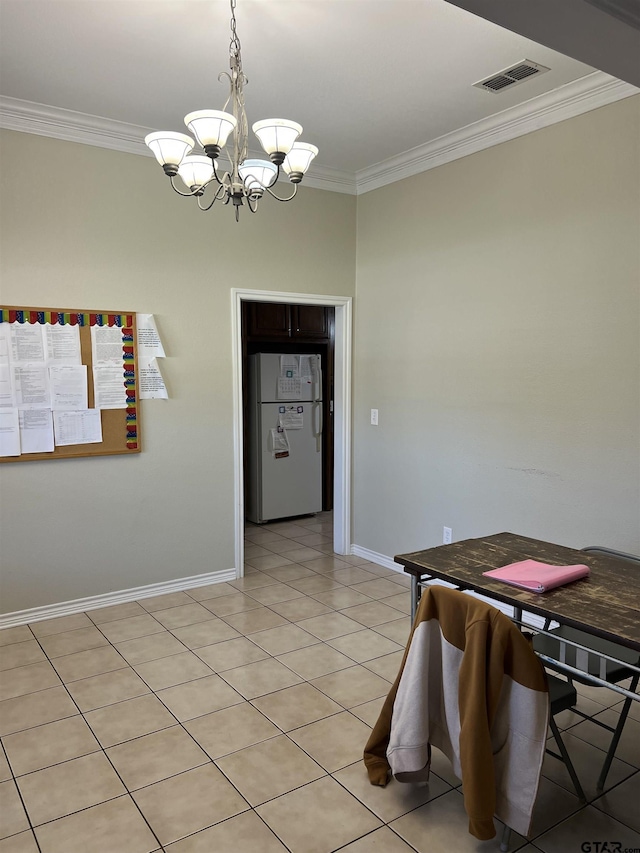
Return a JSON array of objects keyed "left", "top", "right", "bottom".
[
  {"left": 0, "top": 130, "right": 356, "bottom": 613},
  {"left": 353, "top": 96, "right": 640, "bottom": 559},
  {"left": 2, "top": 95, "right": 639, "bottom": 615}
]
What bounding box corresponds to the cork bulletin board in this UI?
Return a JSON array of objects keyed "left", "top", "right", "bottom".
[{"left": 0, "top": 306, "right": 140, "bottom": 462}]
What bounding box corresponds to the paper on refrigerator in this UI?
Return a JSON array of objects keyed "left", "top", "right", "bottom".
[
  {"left": 278, "top": 405, "right": 304, "bottom": 429},
  {"left": 277, "top": 377, "right": 302, "bottom": 400},
  {"left": 299, "top": 355, "right": 319, "bottom": 381},
  {"left": 270, "top": 427, "right": 290, "bottom": 458},
  {"left": 279, "top": 355, "right": 299, "bottom": 378}
]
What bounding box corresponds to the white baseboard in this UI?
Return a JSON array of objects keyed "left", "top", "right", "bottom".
[
  {"left": 350, "top": 544, "right": 403, "bottom": 573},
  {"left": 0, "top": 568, "right": 237, "bottom": 629}
]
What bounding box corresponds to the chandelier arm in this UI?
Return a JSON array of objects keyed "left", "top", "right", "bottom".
[
  {"left": 169, "top": 177, "right": 203, "bottom": 198},
  {"left": 264, "top": 183, "right": 299, "bottom": 203},
  {"left": 246, "top": 195, "right": 259, "bottom": 213},
  {"left": 169, "top": 174, "right": 229, "bottom": 201},
  {"left": 219, "top": 71, "right": 234, "bottom": 115},
  {"left": 211, "top": 158, "right": 227, "bottom": 187},
  {"left": 198, "top": 181, "right": 230, "bottom": 211},
  {"left": 197, "top": 190, "right": 221, "bottom": 211}
]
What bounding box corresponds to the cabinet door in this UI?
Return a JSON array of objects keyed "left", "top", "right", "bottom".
[
  {"left": 292, "top": 305, "right": 329, "bottom": 340},
  {"left": 247, "top": 302, "right": 291, "bottom": 339}
]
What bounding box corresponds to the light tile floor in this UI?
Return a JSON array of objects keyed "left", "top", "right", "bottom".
[{"left": 1, "top": 513, "right": 638, "bottom": 852}]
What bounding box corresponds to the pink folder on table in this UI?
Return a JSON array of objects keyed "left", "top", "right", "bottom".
[{"left": 482, "top": 560, "right": 590, "bottom": 593}]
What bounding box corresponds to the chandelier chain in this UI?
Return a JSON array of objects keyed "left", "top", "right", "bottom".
[
  {"left": 224, "top": 0, "right": 248, "bottom": 175},
  {"left": 230, "top": 0, "right": 241, "bottom": 61}
]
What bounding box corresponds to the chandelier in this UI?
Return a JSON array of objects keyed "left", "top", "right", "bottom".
[{"left": 144, "top": 0, "right": 318, "bottom": 221}]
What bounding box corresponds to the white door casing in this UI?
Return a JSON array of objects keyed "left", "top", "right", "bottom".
[{"left": 231, "top": 288, "right": 352, "bottom": 577}]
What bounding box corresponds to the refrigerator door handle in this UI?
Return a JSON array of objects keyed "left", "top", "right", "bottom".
[
  {"left": 313, "top": 401, "right": 322, "bottom": 438},
  {"left": 314, "top": 359, "right": 322, "bottom": 403}
]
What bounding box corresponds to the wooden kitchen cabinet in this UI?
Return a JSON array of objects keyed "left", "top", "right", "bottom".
[{"left": 246, "top": 302, "right": 330, "bottom": 341}]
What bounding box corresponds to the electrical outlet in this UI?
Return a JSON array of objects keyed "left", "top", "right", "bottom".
[
  {"left": 370, "top": 408, "right": 378, "bottom": 425},
  {"left": 443, "top": 526, "right": 453, "bottom": 545}
]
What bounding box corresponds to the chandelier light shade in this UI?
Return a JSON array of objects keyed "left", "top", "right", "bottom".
[
  {"left": 143, "top": 0, "right": 318, "bottom": 220},
  {"left": 145, "top": 132, "right": 194, "bottom": 174},
  {"left": 238, "top": 159, "right": 278, "bottom": 195},
  {"left": 283, "top": 143, "right": 320, "bottom": 183},
  {"left": 177, "top": 156, "right": 215, "bottom": 192},
  {"left": 184, "top": 110, "right": 237, "bottom": 152},
  {"left": 251, "top": 119, "right": 303, "bottom": 164}
]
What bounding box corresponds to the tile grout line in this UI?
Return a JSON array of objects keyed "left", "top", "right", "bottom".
[
  {"left": 75, "top": 579, "right": 363, "bottom": 847},
  {"left": 14, "top": 619, "right": 167, "bottom": 851},
  {"left": 2, "top": 516, "right": 638, "bottom": 850},
  {"left": 0, "top": 736, "right": 44, "bottom": 852},
  {"left": 81, "top": 620, "right": 263, "bottom": 847}
]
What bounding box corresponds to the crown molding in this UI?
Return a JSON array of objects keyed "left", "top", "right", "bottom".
[
  {"left": 0, "top": 96, "right": 357, "bottom": 195},
  {"left": 355, "top": 71, "right": 638, "bottom": 194},
  {"left": 0, "top": 96, "right": 149, "bottom": 156},
  {"left": 1, "top": 71, "right": 637, "bottom": 197},
  {"left": 299, "top": 166, "right": 357, "bottom": 195}
]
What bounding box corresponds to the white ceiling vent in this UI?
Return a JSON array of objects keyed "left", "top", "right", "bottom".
[{"left": 474, "top": 60, "right": 550, "bottom": 94}]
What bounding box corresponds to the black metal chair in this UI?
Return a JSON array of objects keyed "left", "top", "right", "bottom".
[{"left": 532, "top": 546, "right": 640, "bottom": 793}]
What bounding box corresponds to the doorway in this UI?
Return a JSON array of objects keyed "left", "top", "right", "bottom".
[
  {"left": 243, "top": 302, "right": 334, "bottom": 516},
  {"left": 232, "top": 289, "right": 352, "bottom": 578}
]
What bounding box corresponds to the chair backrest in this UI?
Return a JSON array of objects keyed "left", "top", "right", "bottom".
[
  {"left": 372, "top": 585, "right": 550, "bottom": 840},
  {"left": 582, "top": 546, "right": 640, "bottom": 565},
  {"left": 536, "top": 545, "right": 640, "bottom": 680}
]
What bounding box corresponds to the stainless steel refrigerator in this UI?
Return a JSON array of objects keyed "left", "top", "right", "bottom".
[{"left": 246, "top": 352, "right": 322, "bottom": 524}]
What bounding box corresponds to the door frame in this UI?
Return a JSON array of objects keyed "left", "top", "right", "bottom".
[{"left": 231, "top": 288, "right": 352, "bottom": 577}]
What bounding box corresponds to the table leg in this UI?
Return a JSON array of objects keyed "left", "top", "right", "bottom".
[{"left": 410, "top": 575, "right": 420, "bottom": 622}]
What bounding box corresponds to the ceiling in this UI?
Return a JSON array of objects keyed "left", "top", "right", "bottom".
[
  {"left": 448, "top": 0, "right": 640, "bottom": 86},
  {"left": 0, "top": 0, "right": 638, "bottom": 193}
]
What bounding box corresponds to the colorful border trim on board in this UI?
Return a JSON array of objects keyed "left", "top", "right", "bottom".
[
  {"left": 0, "top": 310, "right": 134, "bottom": 327},
  {"left": 0, "top": 309, "right": 138, "bottom": 449}
]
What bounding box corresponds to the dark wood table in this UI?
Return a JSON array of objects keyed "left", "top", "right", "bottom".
[{"left": 396, "top": 532, "right": 640, "bottom": 654}]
